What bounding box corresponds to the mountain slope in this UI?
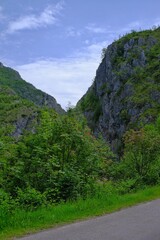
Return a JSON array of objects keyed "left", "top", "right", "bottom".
[
  {"left": 0, "top": 63, "right": 64, "bottom": 114},
  {"left": 78, "top": 27, "right": 160, "bottom": 153},
  {"left": 0, "top": 85, "right": 39, "bottom": 137},
  {"left": 0, "top": 63, "right": 64, "bottom": 138}
]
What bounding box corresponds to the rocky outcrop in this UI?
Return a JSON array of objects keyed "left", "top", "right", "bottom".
[
  {"left": 78, "top": 28, "right": 160, "bottom": 154},
  {"left": 0, "top": 86, "right": 38, "bottom": 138},
  {"left": 12, "top": 113, "right": 37, "bottom": 137}
]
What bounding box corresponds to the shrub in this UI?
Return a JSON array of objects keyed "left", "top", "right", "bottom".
[
  {"left": 16, "top": 187, "right": 46, "bottom": 210},
  {"left": 0, "top": 189, "right": 17, "bottom": 230},
  {"left": 114, "top": 179, "right": 142, "bottom": 195}
]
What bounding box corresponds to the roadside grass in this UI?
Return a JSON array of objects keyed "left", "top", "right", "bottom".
[{"left": 0, "top": 184, "right": 160, "bottom": 240}]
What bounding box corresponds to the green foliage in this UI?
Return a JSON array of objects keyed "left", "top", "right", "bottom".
[
  {"left": 0, "top": 189, "right": 17, "bottom": 231},
  {"left": 0, "top": 67, "right": 44, "bottom": 106},
  {"left": 0, "top": 86, "right": 38, "bottom": 136},
  {"left": 124, "top": 121, "right": 160, "bottom": 180},
  {"left": 1, "top": 184, "right": 160, "bottom": 239},
  {"left": 80, "top": 88, "right": 102, "bottom": 123},
  {"left": 80, "top": 89, "right": 98, "bottom": 111},
  {"left": 93, "top": 101, "right": 102, "bottom": 122},
  {"left": 1, "top": 109, "right": 111, "bottom": 205},
  {"left": 109, "top": 116, "right": 160, "bottom": 187},
  {"left": 0, "top": 189, "right": 11, "bottom": 206},
  {"left": 17, "top": 187, "right": 46, "bottom": 210},
  {"left": 114, "top": 179, "right": 139, "bottom": 195},
  {"left": 0, "top": 65, "right": 64, "bottom": 114},
  {"left": 120, "top": 109, "right": 130, "bottom": 123}
]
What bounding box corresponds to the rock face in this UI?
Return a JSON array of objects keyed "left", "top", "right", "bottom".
[
  {"left": 78, "top": 28, "right": 160, "bottom": 154},
  {"left": 0, "top": 86, "right": 37, "bottom": 137}
]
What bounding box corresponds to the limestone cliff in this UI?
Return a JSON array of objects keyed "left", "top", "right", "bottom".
[{"left": 78, "top": 27, "right": 160, "bottom": 154}]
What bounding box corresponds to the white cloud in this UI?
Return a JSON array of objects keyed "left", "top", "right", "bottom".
[
  {"left": 84, "top": 40, "right": 89, "bottom": 44},
  {"left": 153, "top": 18, "right": 160, "bottom": 27},
  {"left": 128, "top": 21, "right": 142, "bottom": 29},
  {"left": 65, "top": 24, "right": 110, "bottom": 38},
  {"left": 14, "top": 41, "right": 109, "bottom": 109},
  {"left": 6, "top": 1, "right": 64, "bottom": 34},
  {"left": 86, "top": 24, "right": 108, "bottom": 34},
  {"left": 66, "top": 27, "right": 82, "bottom": 37}
]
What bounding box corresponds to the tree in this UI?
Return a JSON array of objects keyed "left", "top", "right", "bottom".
[
  {"left": 2, "top": 108, "right": 112, "bottom": 202},
  {"left": 122, "top": 116, "right": 160, "bottom": 183}
]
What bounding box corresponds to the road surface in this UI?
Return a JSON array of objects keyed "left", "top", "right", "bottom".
[{"left": 18, "top": 199, "right": 160, "bottom": 240}]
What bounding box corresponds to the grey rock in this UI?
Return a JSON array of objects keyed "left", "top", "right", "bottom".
[
  {"left": 138, "top": 37, "right": 146, "bottom": 46},
  {"left": 79, "top": 31, "right": 160, "bottom": 154}
]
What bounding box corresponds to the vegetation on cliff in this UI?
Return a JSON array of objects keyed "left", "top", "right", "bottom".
[
  {"left": 0, "top": 64, "right": 64, "bottom": 114},
  {"left": 78, "top": 27, "right": 160, "bottom": 154}
]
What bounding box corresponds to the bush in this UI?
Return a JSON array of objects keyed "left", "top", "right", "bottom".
[
  {"left": 142, "top": 158, "right": 160, "bottom": 185},
  {"left": 108, "top": 116, "right": 160, "bottom": 187},
  {"left": 16, "top": 187, "right": 46, "bottom": 210},
  {"left": 0, "top": 189, "right": 17, "bottom": 230},
  {"left": 114, "top": 179, "right": 142, "bottom": 195}
]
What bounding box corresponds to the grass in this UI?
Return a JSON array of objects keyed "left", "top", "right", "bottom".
[{"left": 1, "top": 184, "right": 160, "bottom": 240}]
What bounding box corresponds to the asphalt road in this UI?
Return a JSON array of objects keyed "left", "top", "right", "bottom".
[{"left": 18, "top": 199, "right": 160, "bottom": 240}]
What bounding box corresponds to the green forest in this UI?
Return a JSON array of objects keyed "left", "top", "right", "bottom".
[{"left": 1, "top": 106, "right": 160, "bottom": 229}]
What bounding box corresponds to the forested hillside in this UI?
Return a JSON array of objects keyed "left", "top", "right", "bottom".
[
  {"left": 0, "top": 64, "right": 64, "bottom": 114},
  {"left": 0, "top": 65, "right": 112, "bottom": 209}
]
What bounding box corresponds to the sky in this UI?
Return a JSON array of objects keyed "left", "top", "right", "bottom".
[{"left": 0, "top": 0, "right": 160, "bottom": 109}]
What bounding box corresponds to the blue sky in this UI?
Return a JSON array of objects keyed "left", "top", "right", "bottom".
[{"left": 0, "top": 0, "right": 160, "bottom": 108}]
